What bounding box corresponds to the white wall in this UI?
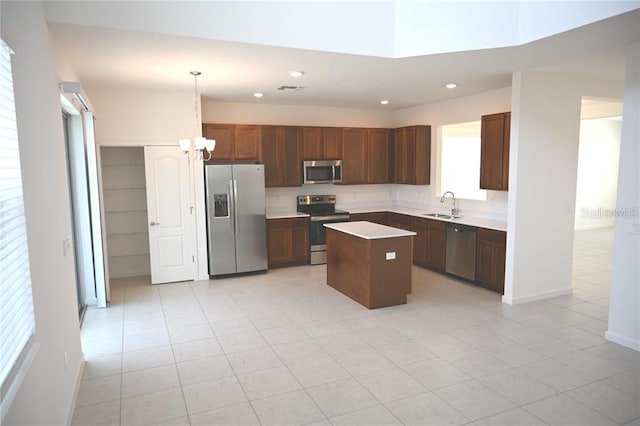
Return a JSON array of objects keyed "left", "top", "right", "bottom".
[
  {"left": 1, "top": 2, "right": 83, "bottom": 424},
  {"left": 504, "top": 72, "right": 623, "bottom": 305},
  {"left": 574, "top": 117, "right": 621, "bottom": 230},
  {"left": 202, "top": 100, "right": 396, "bottom": 128},
  {"left": 393, "top": 87, "right": 512, "bottom": 220},
  {"left": 607, "top": 43, "right": 640, "bottom": 351}
]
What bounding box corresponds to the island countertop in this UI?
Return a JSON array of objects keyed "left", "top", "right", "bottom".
[{"left": 324, "top": 221, "right": 416, "bottom": 240}]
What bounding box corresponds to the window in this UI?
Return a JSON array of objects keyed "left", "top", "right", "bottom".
[
  {"left": 0, "top": 38, "right": 36, "bottom": 414},
  {"left": 440, "top": 121, "right": 487, "bottom": 201}
]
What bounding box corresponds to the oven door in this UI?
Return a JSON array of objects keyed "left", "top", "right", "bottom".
[{"left": 309, "top": 214, "right": 350, "bottom": 264}]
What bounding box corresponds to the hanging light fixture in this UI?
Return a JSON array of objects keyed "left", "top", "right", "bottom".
[{"left": 179, "top": 71, "right": 215, "bottom": 160}]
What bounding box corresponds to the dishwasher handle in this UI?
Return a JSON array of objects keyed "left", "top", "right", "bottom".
[{"left": 446, "top": 223, "right": 477, "bottom": 233}]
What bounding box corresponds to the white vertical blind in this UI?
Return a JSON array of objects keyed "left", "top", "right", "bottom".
[{"left": 0, "top": 38, "right": 36, "bottom": 396}]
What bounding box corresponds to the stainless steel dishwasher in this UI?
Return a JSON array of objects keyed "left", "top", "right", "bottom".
[{"left": 445, "top": 223, "right": 477, "bottom": 281}]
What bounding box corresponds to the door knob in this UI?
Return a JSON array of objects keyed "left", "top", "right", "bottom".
[{"left": 150, "top": 221, "right": 160, "bottom": 226}]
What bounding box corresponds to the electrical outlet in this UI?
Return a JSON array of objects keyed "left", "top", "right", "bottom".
[
  {"left": 631, "top": 222, "right": 640, "bottom": 235},
  {"left": 386, "top": 252, "right": 396, "bottom": 260}
]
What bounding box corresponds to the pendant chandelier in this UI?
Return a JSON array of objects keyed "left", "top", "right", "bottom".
[{"left": 179, "top": 71, "right": 215, "bottom": 160}]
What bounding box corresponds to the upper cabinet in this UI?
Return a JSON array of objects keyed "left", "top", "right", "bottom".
[
  {"left": 395, "top": 125, "right": 431, "bottom": 185},
  {"left": 480, "top": 112, "right": 510, "bottom": 191},
  {"left": 340, "top": 128, "right": 368, "bottom": 184},
  {"left": 203, "top": 123, "right": 261, "bottom": 162},
  {"left": 302, "top": 127, "right": 342, "bottom": 160},
  {"left": 261, "top": 126, "right": 303, "bottom": 188},
  {"left": 367, "top": 128, "right": 393, "bottom": 184}
]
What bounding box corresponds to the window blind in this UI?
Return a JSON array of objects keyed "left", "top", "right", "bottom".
[{"left": 0, "top": 38, "right": 36, "bottom": 397}]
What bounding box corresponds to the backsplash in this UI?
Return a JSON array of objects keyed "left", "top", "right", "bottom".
[{"left": 266, "top": 184, "right": 508, "bottom": 221}]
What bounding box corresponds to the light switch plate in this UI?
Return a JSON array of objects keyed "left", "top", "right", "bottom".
[{"left": 386, "top": 252, "right": 396, "bottom": 260}]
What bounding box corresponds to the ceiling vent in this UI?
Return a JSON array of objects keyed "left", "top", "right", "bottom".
[{"left": 277, "top": 85, "right": 305, "bottom": 91}]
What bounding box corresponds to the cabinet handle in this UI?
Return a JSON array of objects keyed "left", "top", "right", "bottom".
[{"left": 150, "top": 221, "right": 160, "bottom": 226}]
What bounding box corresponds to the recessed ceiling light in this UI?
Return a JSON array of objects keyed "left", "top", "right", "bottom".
[
  {"left": 380, "top": 100, "right": 390, "bottom": 105},
  {"left": 288, "top": 71, "right": 304, "bottom": 78},
  {"left": 445, "top": 83, "right": 458, "bottom": 89},
  {"left": 253, "top": 92, "right": 264, "bottom": 98}
]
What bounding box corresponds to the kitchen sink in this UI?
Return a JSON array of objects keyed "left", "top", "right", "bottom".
[{"left": 422, "top": 213, "right": 460, "bottom": 219}]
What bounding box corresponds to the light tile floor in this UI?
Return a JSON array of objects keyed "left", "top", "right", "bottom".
[{"left": 73, "top": 228, "right": 639, "bottom": 425}]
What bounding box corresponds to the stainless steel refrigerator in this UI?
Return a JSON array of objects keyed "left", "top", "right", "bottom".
[{"left": 205, "top": 164, "right": 267, "bottom": 276}]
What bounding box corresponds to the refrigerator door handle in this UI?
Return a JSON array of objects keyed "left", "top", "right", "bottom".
[
  {"left": 233, "top": 179, "right": 239, "bottom": 235},
  {"left": 228, "top": 180, "right": 235, "bottom": 234}
]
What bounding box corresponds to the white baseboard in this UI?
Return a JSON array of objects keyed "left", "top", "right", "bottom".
[
  {"left": 67, "top": 355, "right": 86, "bottom": 425},
  {"left": 605, "top": 331, "right": 640, "bottom": 351},
  {"left": 196, "top": 273, "right": 210, "bottom": 281},
  {"left": 502, "top": 287, "right": 572, "bottom": 305}
]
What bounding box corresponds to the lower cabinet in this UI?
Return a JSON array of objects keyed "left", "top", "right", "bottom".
[
  {"left": 267, "top": 218, "right": 309, "bottom": 268},
  {"left": 476, "top": 228, "right": 507, "bottom": 293},
  {"left": 411, "top": 216, "right": 446, "bottom": 271},
  {"left": 350, "top": 212, "right": 387, "bottom": 225},
  {"left": 387, "top": 212, "right": 411, "bottom": 230},
  {"left": 426, "top": 219, "right": 446, "bottom": 272}
]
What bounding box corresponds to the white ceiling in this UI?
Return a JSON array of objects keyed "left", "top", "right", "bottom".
[{"left": 46, "top": 3, "right": 640, "bottom": 110}]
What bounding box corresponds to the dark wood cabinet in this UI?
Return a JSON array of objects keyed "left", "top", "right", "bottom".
[
  {"left": 350, "top": 211, "right": 388, "bottom": 225},
  {"left": 340, "top": 128, "right": 368, "bottom": 184},
  {"left": 476, "top": 228, "right": 506, "bottom": 293},
  {"left": 323, "top": 127, "right": 342, "bottom": 159},
  {"left": 425, "top": 219, "right": 446, "bottom": 272},
  {"left": 368, "top": 211, "right": 388, "bottom": 225},
  {"left": 480, "top": 112, "right": 510, "bottom": 191},
  {"left": 410, "top": 216, "right": 445, "bottom": 270},
  {"left": 394, "top": 125, "right": 431, "bottom": 185},
  {"left": 302, "top": 127, "right": 342, "bottom": 160},
  {"left": 302, "top": 127, "right": 323, "bottom": 160},
  {"left": 367, "top": 128, "right": 392, "bottom": 184},
  {"left": 267, "top": 217, "right": 309, "bottom": 268},
  {"left": 203, "top": 123, "right": 260, "bottom": 162},
  {"left": 411, "top": 216, "right": 428, "bottom": 265},
  {"left": 203, "top": 123, "right": 234, "bottom": 161},
  {"left": 261, "top": 126, "right": 302, "bottom": 187},
  {"left": 234, "top": 125, "right": 261, "bottom": 160},
  {"left": 387, "top": 212, "right": 412, "bottom": 231}
]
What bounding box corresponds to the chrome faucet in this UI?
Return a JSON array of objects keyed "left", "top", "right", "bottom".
[{"left": 440, "top": 191, "right": 458, "bottom": 217}]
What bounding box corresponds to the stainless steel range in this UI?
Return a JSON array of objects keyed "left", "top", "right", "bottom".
[{"left": 297, "top": 195, "right": 350, "bottom": 265}]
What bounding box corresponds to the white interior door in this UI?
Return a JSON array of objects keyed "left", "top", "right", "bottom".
[{"left": 144, "top": 146, "right": 194, "bottom": 284}]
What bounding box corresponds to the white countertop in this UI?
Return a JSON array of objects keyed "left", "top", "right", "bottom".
[
  {"left": 348, "top": 206, "right": 508, "bottom": 232},
  {"left": 325, "top": 221, "right": 417, "bottom": 240},
  {"left": 266, "top": 212, "right": 309, "bottom": 219},
  {"left": 265, "top": 206, "right": 507, "bottom": 232}
]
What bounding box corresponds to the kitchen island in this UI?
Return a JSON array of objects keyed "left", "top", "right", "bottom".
[{"left": 324, "top": 221, "right": 416, "bottom": 309}]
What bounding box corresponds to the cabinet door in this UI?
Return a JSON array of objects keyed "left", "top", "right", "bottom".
[
  {"left": 323, "top": 127, "right": 342, "bottom": 159},
  {"left": 261, "top": 126, "right": 281, "bottom": 187},
  {"left": 502, "top": 113, "right": 510, "bottom": 190},
  {"left": 368, "top": 211, "right": 387, "bottom": 225},
  {"left": 203, "top": 123, "right": 234, "bottom": 161},
  {"left": 367, "top": 128, "right": 390, "bottom": 184},
  {"left": 349, "top": 213, "right": 368, "bottom": 222},
  {"left": 480, "top": 113, "right": 509, "bottom": 190},
  {"left": 476, "top": 228, "right": 506, "bottom": 293},
  {"left": 411, "top": 217, "right": 428, "bottom": 265},
  {"left": 302, "top": 127, "right": 323, "bottom": 160},
  {"left": 387, "top": 212, "right": 411, "bottom": 231},
  {"left": 426, "top": 219, "right": 446, "bottom": 271},
  {"left": 413, "top": 125, "right": 431, "bottom": 185},
  {"left": 281, "top": 127, "right": 302, "bottom": 187},
  {"left": 341, "top": 128, "right": 368, "bottom": 184},
  {"left": 291, "top": 221, "right": 309, "bottom": 264},
  {"left": 234, "top": 125, "right": 261, "bottom": 160},
  {"left": 267, "top": 220, "right": 291, "bottom": 267},
  {"left": 394, "top": 128, "right": 408, "bottom": 183}
]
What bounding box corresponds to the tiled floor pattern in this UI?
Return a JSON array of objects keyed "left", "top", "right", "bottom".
[{"left": 73, "top": 228, "right": 639, "bottom": 425}]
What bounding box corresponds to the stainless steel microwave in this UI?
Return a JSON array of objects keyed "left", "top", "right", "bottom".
[{"left": 303, "top": 160, "right": 342, "bottom": 184}]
